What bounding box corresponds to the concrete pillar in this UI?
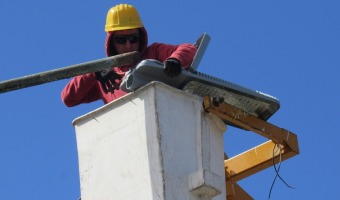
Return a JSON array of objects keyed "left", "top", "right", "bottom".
[{"left": 73, "top": 82, "right": 226, "bottom": 200}]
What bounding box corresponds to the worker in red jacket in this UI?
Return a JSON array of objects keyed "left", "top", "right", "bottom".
[{"left": 61, "top": 4, "right": 197, "bottom": 107}]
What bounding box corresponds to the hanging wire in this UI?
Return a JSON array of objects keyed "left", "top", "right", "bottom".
[{"left": 268, "top": 144, "right": 295, "bottom": 199}]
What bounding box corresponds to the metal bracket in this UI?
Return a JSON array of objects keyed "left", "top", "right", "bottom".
[{"left": 203, "top": 96, "right": 299, "bottom": 199}]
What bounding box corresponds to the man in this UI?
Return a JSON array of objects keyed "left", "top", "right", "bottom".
[{"left": 61, "top": 4, "right": 197, "bottom": 107}]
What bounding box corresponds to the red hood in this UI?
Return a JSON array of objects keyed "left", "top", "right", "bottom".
[{"left": 105, "top": 27, "right": 148, "bottom": 57}]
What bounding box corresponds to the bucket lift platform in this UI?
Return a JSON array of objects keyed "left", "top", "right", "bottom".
[{"left": 73, "top": 82, "right": 228, "bottom": 200}]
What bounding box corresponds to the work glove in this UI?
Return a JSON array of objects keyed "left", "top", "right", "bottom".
[
  {"left": 95, "top": 69, "right": 121, "bottom": 94},
  {"left": 164, "top": 59, "right": 182, "bottom": 77}
]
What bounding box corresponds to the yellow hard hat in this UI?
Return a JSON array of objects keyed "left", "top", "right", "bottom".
[{"left": 105, "top": 4, "right": 144, "bottom": 32}]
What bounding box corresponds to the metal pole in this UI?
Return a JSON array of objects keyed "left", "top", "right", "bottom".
[{"left": 0, "top": 51, "right": 140, "bottom": 93}]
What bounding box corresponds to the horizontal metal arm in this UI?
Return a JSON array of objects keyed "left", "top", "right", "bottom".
[
  {"left": 0, "top": 51, "right": 140, "bottom": 93},
  {"left": 203, "top": 96, "right": 299, "bottom": 153}
]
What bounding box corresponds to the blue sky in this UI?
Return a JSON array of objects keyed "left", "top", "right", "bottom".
[{"left": 0, "top": 0, "right": 339, "bottom": 199}]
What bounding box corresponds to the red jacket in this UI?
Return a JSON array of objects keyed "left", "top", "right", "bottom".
[{"left": 61, "top": 28, "right": 197, "bottom": 107}]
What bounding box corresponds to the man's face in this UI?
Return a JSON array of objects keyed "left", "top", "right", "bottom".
[{"left": 112, "top": 29, "right": 140, "bottom": 54}]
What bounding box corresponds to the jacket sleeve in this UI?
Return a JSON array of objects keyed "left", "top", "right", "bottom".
[
  {"left": 145, "top": 43, "right": 197, "bottom": 68},
  {"left": 61, "top": 73, "right": 101, "bottom": 107}
]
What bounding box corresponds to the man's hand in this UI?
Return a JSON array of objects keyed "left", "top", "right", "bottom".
[
  {"left": 95, "top": 69, "right": 121, "bottom": 94},
  {"left": 164, "top": 59, "right": 182, "bottom": 77}
]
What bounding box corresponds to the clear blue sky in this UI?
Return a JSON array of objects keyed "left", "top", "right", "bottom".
[{"left": 1, "top": 0, "right": 339, "bottom": 199}]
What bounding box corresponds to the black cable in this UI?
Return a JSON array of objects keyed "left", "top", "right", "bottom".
[
  {"left": 268, "top": 144, "right": 280, "bottom": 199},
  {"left": 268, "top": 144, "right": 295, "bottom": 199}
]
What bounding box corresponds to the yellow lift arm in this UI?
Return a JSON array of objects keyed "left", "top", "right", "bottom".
[{"left": 203, "top": 96, "right": 299, "bottom": 200}]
